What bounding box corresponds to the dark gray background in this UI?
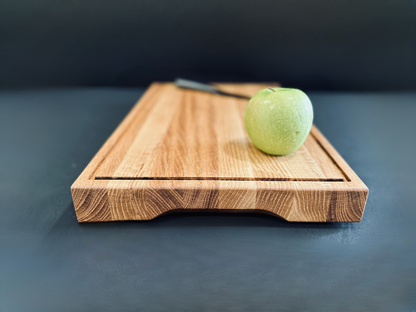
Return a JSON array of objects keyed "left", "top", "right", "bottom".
[
  {"left": 1, "top": 0, "right": 416, "bottom": 91},
  {"left": 1, "top": 89, "right": 415, "bottom": 311}
]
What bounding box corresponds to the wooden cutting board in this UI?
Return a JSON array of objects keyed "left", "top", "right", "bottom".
[{"left": 71, "top": 83, "right": 368, "bottom": 222}]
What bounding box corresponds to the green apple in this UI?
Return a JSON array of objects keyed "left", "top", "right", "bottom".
[{"left": 244, "top": 87, "right": 313, "bottom": 155}]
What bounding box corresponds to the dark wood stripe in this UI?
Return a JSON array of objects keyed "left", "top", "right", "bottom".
[{"left": 326, "top": 191, "right": 338, "bottom": 222}]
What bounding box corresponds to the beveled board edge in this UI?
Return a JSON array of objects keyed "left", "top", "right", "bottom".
[{"left": 71, "top": 83, "right": 368, "bottom": 223}]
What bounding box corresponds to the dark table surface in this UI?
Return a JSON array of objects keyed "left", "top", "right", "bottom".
[{"left": 1, "top": 88, "right": 416, "bottom": 312}]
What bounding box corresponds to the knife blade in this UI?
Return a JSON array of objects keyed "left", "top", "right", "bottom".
[{"left": 175, "top": 78, "right": 252, "bottom": 100}]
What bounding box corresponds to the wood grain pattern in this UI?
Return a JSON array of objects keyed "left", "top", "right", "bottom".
[{"left": 71, "top": 83, "right": 368, "bottom": 222}]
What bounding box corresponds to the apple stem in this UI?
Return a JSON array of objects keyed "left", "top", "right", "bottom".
[{"left": 268, "top": 87, "right": 276, "bottom": 92}]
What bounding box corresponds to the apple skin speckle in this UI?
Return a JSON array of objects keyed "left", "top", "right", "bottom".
[{"left": 244, "top": 87, "right": 313, "bottom": 155}]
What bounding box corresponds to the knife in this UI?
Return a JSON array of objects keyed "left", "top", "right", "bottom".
[{"left": 175, "top": 78, "right": 252, "bottom": 100}]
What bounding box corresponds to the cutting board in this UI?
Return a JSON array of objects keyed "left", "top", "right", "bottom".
[{"left": 71, "top": 83, "right": 368, "bottom": 222}]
